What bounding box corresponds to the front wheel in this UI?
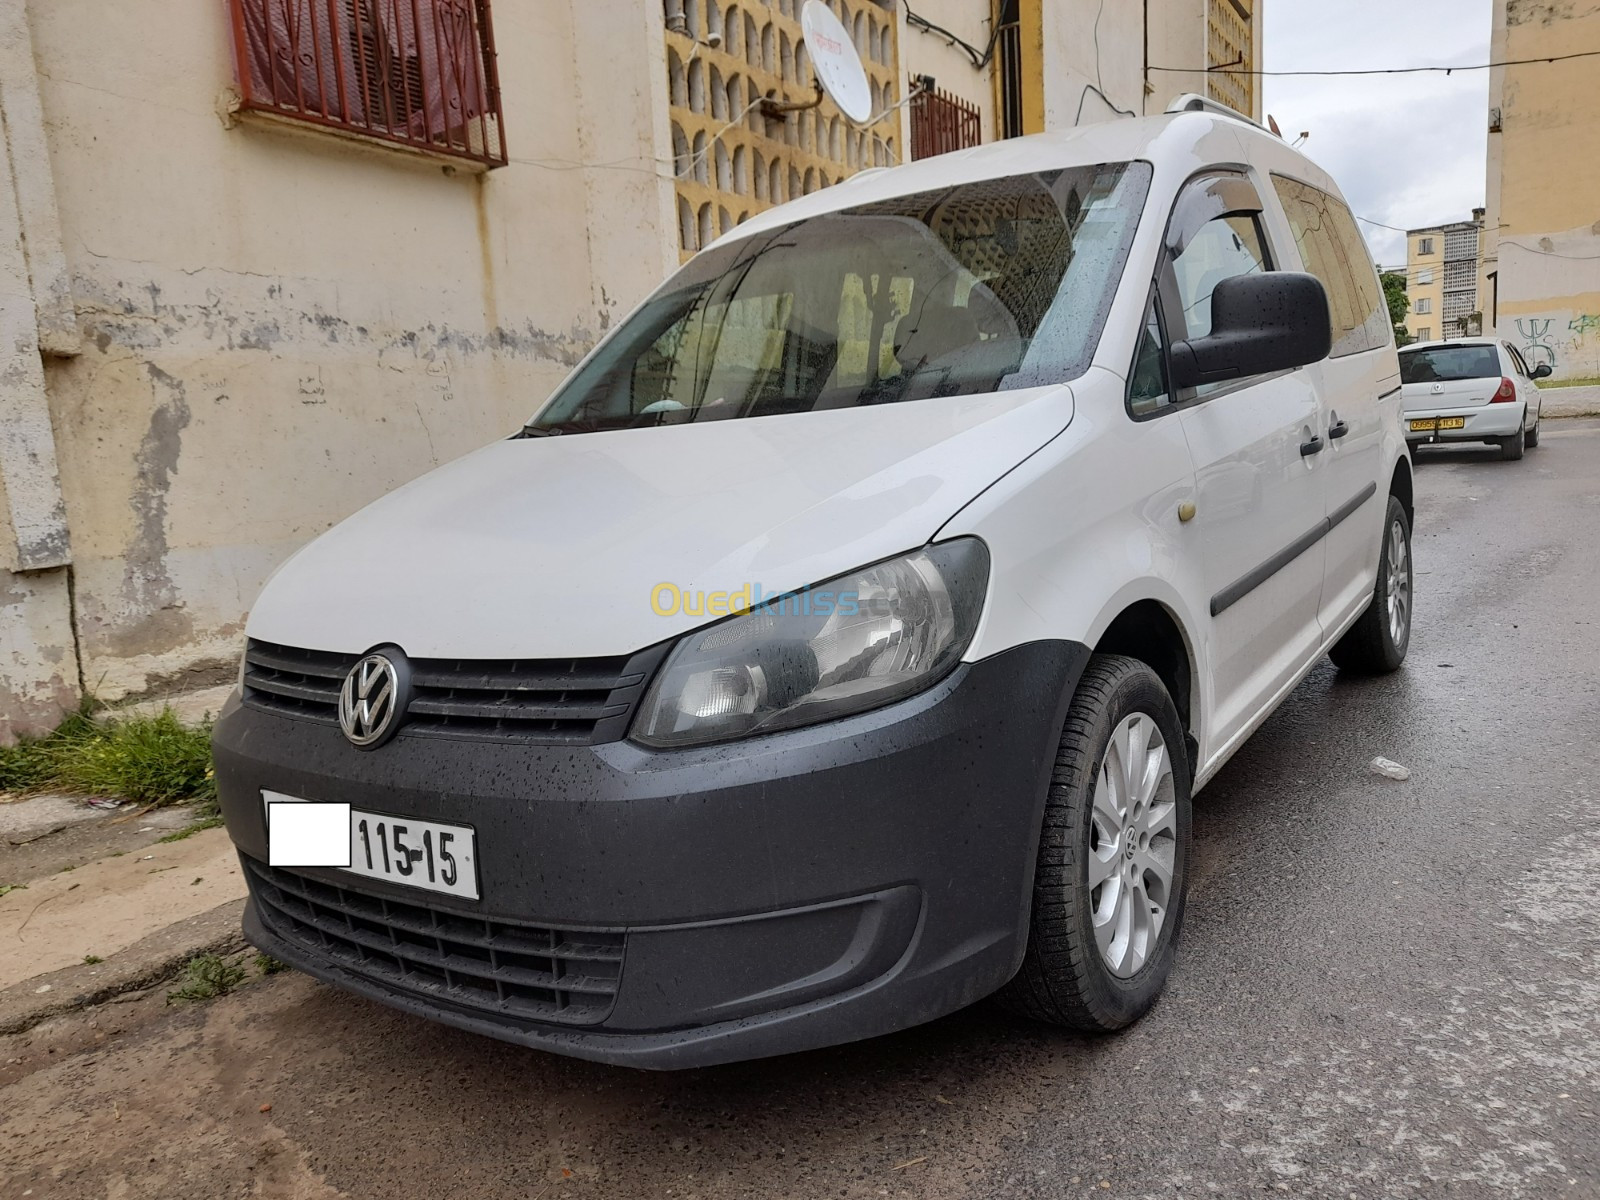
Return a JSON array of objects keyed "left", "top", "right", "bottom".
[
  {"left": 1330, "top": 494, "right": 1413, "bottom": 674},
  {"left": 1000, "top": 655, "right": 1192, "bottom": 1032}
]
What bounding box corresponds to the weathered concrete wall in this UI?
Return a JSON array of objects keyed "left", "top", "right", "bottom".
[
  {"left": 1484, "top": 0, "right": 1600, "bottom": 380},
  {"left": 896, "top": 0, "right": 1001, "bottom": 142},
  {"left": 1039, "top": 0, "right": 1246, "bottom": 131},
  {"left": 0, "top": 568, "right": 78, "bottom": 743},
  {"left": 18, "top": 0, "right": 676, "bottom": 705},
  {"left": 892, "top": 0, "right": 1236, "bottom": 145}
]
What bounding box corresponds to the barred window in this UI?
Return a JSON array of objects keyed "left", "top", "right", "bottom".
[
  {"left": 909, "top": 84, "right": 981, "bottom": 160},
  {"left": 228, "top": 0, "right": 507, "bottom": 167}
]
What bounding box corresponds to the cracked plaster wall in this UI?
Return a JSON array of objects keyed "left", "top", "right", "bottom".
[{"left": 12, "top": 0, "right": 678, "bottom": 708}]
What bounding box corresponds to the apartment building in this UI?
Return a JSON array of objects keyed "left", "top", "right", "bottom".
[
  {"left": 1480, "top": 0, "right": 1600, "bottom": 380},
  {"left": 0, "top": 0, "right": 1261, "bottom": 739},
  {"left": 1404, "top": 212, "right": 1484, "bottom": 342}
]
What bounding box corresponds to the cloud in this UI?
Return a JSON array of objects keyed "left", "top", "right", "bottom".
[{"left": 1263, "top": 1, "right": 1492, "bottom": 268}]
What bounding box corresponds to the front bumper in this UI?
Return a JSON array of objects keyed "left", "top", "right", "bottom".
[
  {"left": 1404, "top": 403, "right": 1525, "bottom": 443},
  {"left": 215, "top": 640, "right": 1086, "bottom": 1069}
]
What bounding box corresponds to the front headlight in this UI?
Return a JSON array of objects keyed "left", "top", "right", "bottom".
[{"left": 631, "top": 539, "right": 989, "bottom": 748}]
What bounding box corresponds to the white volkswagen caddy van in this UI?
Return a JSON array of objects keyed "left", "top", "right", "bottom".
[{"left": 215, "top": 103, "right": 1413, "bottom": 1069}]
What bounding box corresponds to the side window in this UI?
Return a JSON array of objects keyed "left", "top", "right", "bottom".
[
  {"left": 1129, "top": 296, "right": 1172, "bottom": 416},
  {"left": 1506, "top": 344, "right": 1530, "bottom": 377},
  {"left": 1271, "top": 175, "right": 1389, "bottom": 357},
  {"left": 1170, "top": 213, "right": 1270, "bottom": 342}
]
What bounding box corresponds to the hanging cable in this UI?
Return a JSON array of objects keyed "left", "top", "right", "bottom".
[
  {"left": 903, "top": 2, "right": 1013, "bottom": 70},
  {"left": 1148, "top": 48, "right": 1600, "bottom": 78}
]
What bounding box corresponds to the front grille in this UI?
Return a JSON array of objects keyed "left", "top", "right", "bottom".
[
  {"left": 245, "top": 859, "right": 625, "bottom": 1027},
  {"left": 242, "top": 639, "right": 666, "bottom": 744}
]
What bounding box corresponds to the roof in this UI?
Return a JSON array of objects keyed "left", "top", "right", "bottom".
[
  {"left": 1407, "top": 221, "right": 1483, "bottom": 237},
  {"left": 1399, "top": 339, "right": 1498, "bottom": 351}
]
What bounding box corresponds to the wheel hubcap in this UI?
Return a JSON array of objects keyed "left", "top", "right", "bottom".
[
  {"left": 1386, "top": 518, "right": 1411, "bottom": 648},
  {"left": 1088, "top": 713, "right": 1177, "bottom": 978}
]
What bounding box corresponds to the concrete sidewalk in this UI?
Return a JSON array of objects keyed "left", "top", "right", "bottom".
[
  {"left": 0, "top": 825, "right": 243, "bottom": 989},
  {"left": 1541, "top": 384, "right": 1600, "bottom": 418},
  {"left": 0, "top": 681, "right": 249, "bottom": 1032}
]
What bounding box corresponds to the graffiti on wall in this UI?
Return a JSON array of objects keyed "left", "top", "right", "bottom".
[
  {"left": 1569, "top": 313, "right": 1600, "bottom": 338},
  {"left": 1517, "top": 318, "right": 1557, "bottom": 371}
]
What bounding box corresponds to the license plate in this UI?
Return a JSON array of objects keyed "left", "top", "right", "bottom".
[
  {"left": 263, "top": 791, "right": 479, "bottom": 899},
  {"left": 1410, "top": 417, "right": 1466, "bottom": 432}
]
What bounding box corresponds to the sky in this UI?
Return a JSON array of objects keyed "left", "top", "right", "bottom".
[{"left": 1261, "top": 1, "right": 1493, "bottom": 270}]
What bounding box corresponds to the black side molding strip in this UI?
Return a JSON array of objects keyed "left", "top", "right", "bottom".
[
  {"left": 1329, "top": 481, "right": 1379, "bottom": 531},
  {"left": 1210, "top": 482, "right": 1381, "bottom": 618},
  {"left": 1379, "top": 385, "right": 1402, "bottom": 401}
]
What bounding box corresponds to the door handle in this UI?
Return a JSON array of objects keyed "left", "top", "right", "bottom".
[
  {"left": 1300, "top": 436, "right": 1325, "bottom": 458},
  {"left": 1328, "top": 419, "right": 1349, "bottom": 440}
]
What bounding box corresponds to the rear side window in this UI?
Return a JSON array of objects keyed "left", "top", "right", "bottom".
[
  {"left": 1399, "top": 345, "right": 1502, "bottom": 383},
  {"left": 1271, "top": 176, "right": 1390, "bottom": 357}
]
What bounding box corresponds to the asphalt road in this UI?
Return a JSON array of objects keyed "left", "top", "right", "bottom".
[{"left": 5, "top": 421, "right": 1598, "bottom": 1200}]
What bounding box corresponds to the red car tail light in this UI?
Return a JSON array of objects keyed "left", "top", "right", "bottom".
[{"left": 1492, "top": 377, "right": 1517, "bottom": 403}]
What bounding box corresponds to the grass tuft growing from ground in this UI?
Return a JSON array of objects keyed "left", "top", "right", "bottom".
[
  {"left": 167, "top": 953, "right": 247, "bottom": 1004},
  {"left": 159, "top": 814, "right": 226, "bottom": 842},
  {"left": 0, "top": 704, "right": 217, "bottom": 809}
]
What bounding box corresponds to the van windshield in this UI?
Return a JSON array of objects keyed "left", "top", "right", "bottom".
[
  {"left": 524, "top": 161, "right": 1152, "bottom": 435},
  {"left": 1400, "top": 345, "right": 1501, "bottom": 383}
]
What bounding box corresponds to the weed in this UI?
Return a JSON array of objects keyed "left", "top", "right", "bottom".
[
  {"left": 0, "top": 706, "right": 217, "bottom": 808},
  {"left": 84, "top": 955, "right": 103, "bottom": 965},
  {"left": 254, "top": 954, "right": 290, "bottom": 976},
  {"left": 0, "top": 883, "right": 25, "bottom": 899},
  {"left": 167, "top": 953, "right": 247, "bottom": 1004},
  {"left": 159, "top": 814, "right": 226, "bottom": 843}
]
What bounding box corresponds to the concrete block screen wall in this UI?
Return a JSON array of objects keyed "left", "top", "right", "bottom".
[{"left": 665, "top": 0, "right": 902, "bottom": 258}]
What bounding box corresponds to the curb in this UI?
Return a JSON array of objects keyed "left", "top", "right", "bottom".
[{"left": 0, "top": 897, "right": 247, "bottom": 1036}]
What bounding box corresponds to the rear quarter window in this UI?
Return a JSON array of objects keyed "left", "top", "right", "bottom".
[{"left": 1270, "top": 176, "right": 1391, "bottom": 358}]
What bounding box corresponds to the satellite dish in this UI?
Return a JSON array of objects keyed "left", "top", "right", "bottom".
[{"left": 801, "top": 0, "right": 873, "bottom": 125}]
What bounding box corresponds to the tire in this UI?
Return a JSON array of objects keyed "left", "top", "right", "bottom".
[
  {"left": 1000, "top": 654, "right": 1192, "bottom": 1032},
  {"left": 1525, "top": 414, "right": 1540, "bottom": 449},
  {"left": 1500, "top": 424, "right": 1526, "bottom": 461},
  {"left": 1329, "top": 494, "right": 1413, "bottom": 674}
]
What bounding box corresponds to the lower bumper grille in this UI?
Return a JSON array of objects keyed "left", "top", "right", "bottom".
[{"left": 244, "top": 858, "right": 624, "bottom": 1027}]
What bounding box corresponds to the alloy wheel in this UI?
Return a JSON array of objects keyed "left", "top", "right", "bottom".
[
  {"left": 1088, "top": 713, "right": 1177, "bottom": 978},
  {"left": 1386, "top": 517, "right": 1411, "bottom": 649}
]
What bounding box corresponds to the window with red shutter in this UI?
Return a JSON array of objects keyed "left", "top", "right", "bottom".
[{"left": 227, "top": 0, "right": 507, "bottom": 168}]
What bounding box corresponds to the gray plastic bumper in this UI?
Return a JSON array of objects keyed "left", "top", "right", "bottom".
[{"left": 214, "top": 640, "right": 1088, "bottom": 1069}]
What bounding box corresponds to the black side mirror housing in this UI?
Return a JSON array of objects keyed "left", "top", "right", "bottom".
[
  {"left": 1168, "top": 272, "right": 1333, "bottom": 390},
  {"left": 1532, "top": 362, "right": 1554, "bottom": 380}
]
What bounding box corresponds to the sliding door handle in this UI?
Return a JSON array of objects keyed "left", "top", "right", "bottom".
[
  {"left": 1329, "top": 419, "right": 1350, "bottom": 440},
  {"left": 1300, "top": 436, "right": 1325, "bottom": 458}
]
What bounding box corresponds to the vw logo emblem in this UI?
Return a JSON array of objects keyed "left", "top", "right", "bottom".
[{"left": 338, "top": 651, "right": 408, "bottom": 749}]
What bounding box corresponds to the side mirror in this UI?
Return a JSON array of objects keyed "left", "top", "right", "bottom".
[
  {"left": 1532, "top": 363, "right": 1553, "bottom": 380},
  {"left": 1168, "top": 272, "right": 1333, "bottom": 390}
]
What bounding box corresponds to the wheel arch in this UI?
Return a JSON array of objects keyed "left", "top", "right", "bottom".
[
  {"left": 1092, "top": 598, "right": 1199, "bottom": 774},
  {"left": 1389, "top": 455, "right": 1414, "bottom": 528}
]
